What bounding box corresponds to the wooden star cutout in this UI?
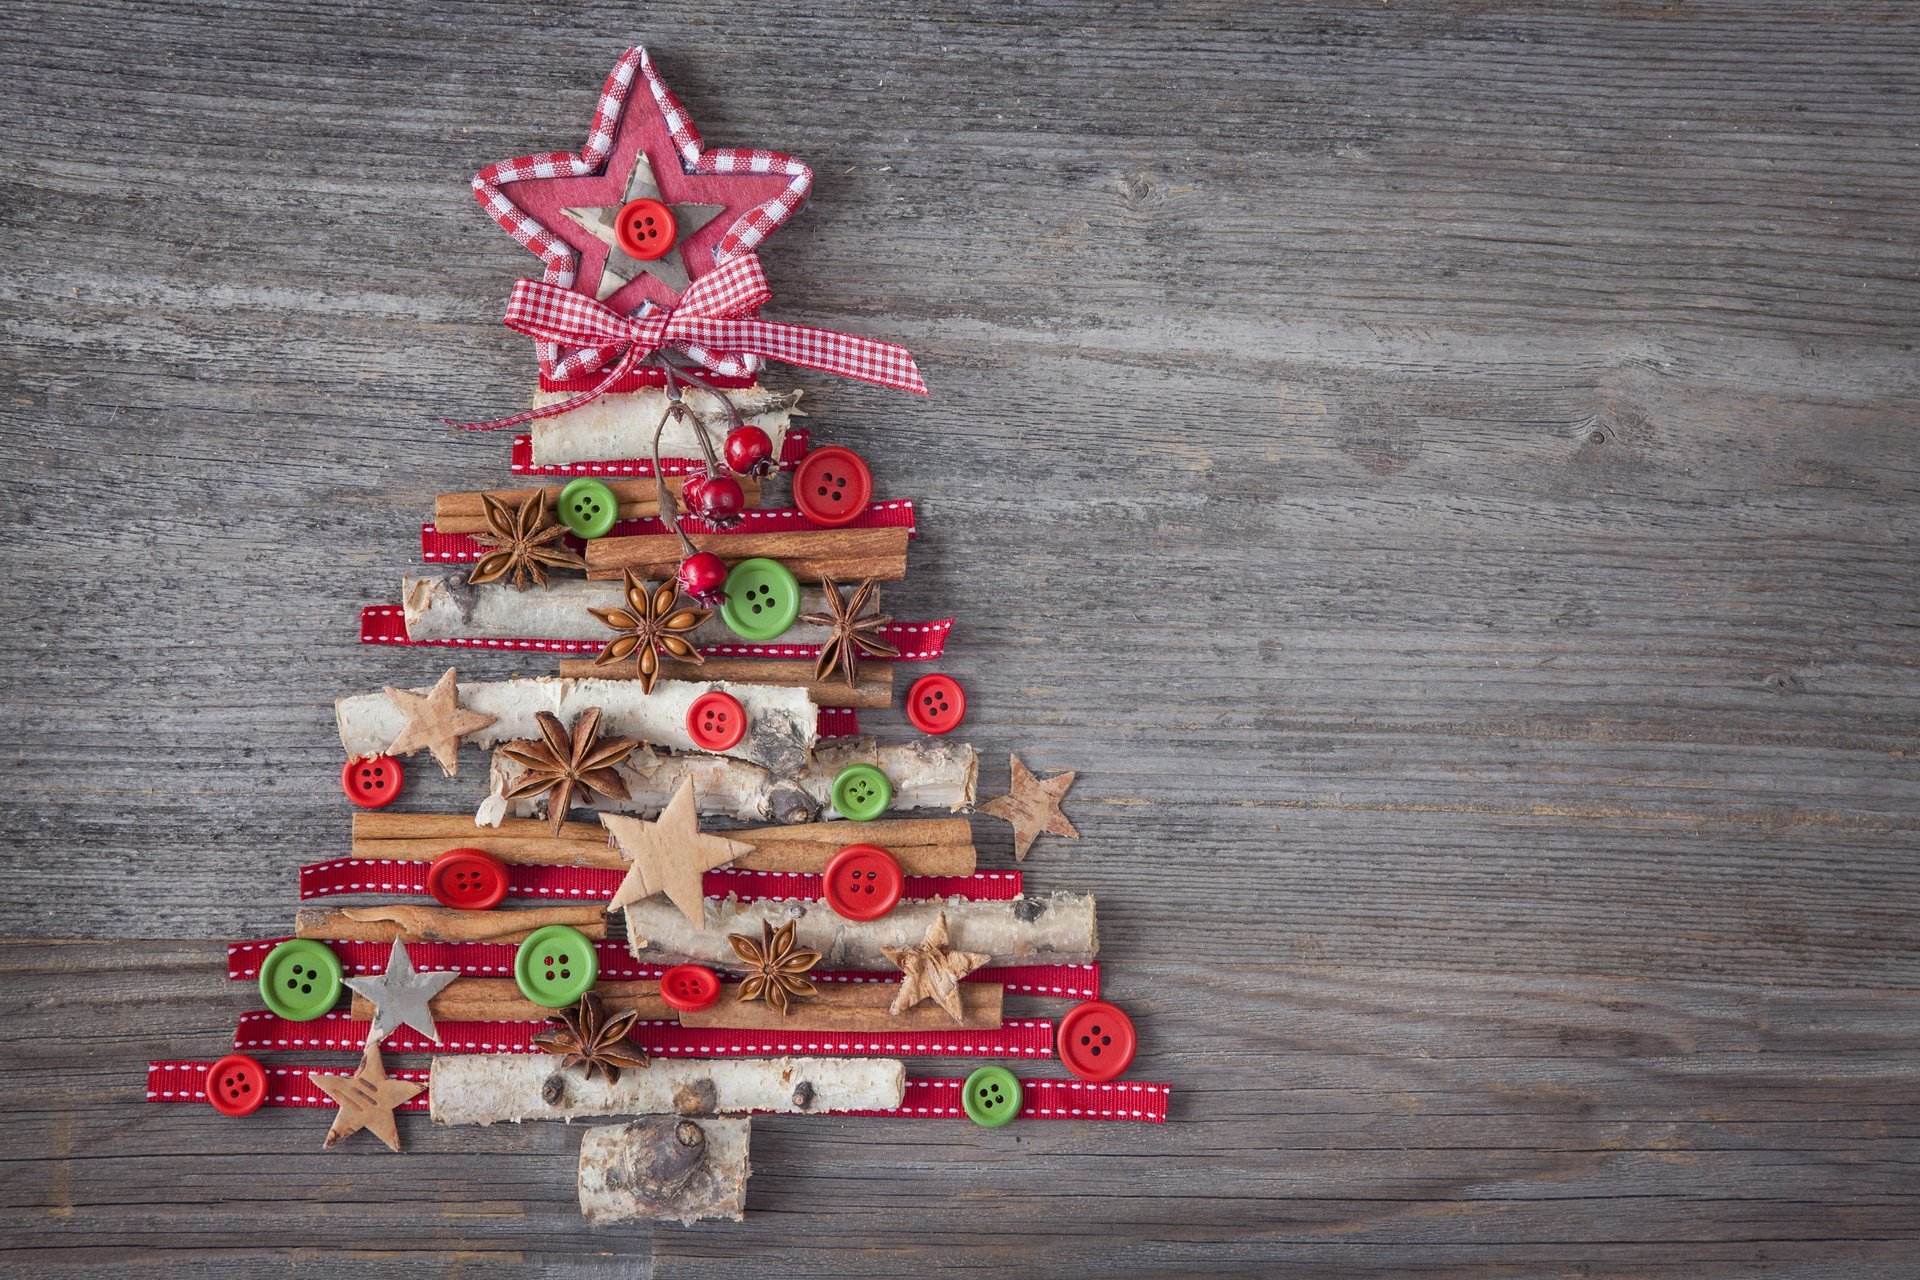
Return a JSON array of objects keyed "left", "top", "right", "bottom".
[
  {"left": 977, "top": 754, "right": 1080, "bottom": 862},
  {"left": 600, "top": 778, "right": 755, "bottom": 927},
  {"left": 382, "top": 667, "right": 496, "bottom": 778},
  {"left": 883, "top": 912, "right": 990, "bottom": 1022},
  {"left": 342, "top": 940, "right": 461, "bottom": 1044},
  {"left": 309, "top": 1041, "right": 424, "bottom": 1152}
]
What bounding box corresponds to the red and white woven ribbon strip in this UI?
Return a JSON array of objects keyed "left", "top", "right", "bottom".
[
  {"left": 147, "top": 1060, "right": 431, "bottom": 1110},
  {"left": 510, "top": 429, "right": 809, "bottom": 477},
  {"left": 234, "top": 1013, "right": 1057, "bottom": 1060},
  {"left": 226, "top": 937, "right": 1100, "bottom": 999},
  {"left": 358, "top": 604, "right": 954, "bottom": 662},
  {"left": 298, "top": 858, "right": 1022, "bottom": 904},
  {"left": 419, "top": 499, "right": 918, "bottom": 563},
  {"left": 471, "top": 47, "right": 811, "bottom": 383}
]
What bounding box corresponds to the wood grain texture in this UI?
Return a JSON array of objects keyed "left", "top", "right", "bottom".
[{"left": 1, "top": 0, "right": 1916, "bottom": 1274}]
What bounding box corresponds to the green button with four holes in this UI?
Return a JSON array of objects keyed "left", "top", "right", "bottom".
[
  {"left": 962, "top": 1065, "right": 1023, "bottom": 1128},
  {"left": 514, "top": 924, "right": 599, "bottom": 1008},
  {"left": 830, "top": 762, "right": 893, "bottom": 821},
  {"left": 258, "top": 938, "right": 343, "bottom": 1022},
  {"left": 558, "top": 478, "right": 619, "bottom": 539},
  {"left": 718, "top": 557, "right": 801, "bottom": 641}
]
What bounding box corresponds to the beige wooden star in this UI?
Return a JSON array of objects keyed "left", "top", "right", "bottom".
[
  {"left": 600, "top": 778, "right": 755, "bottom": 927},
  {"left": 977, "top": 754, "right": 1079, "bottom": 861},
  {"left": 383, "top": 666, "right": 497, "bottom": 777},
  {"left": 883, "top": 912, "right": 990, "bottom": 1022},
  {"left": 309, "top": 1041, "right": 424, "bottom": 1152}
]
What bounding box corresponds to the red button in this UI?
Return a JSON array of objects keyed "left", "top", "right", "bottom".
[
  {"left": 205, "top": 1053, "right": 268, "bottom": 1117},
  {"left": 426, "top": 848, "right": 510, "bottom": 911},
  {"left": 659, "top": 964, "right": 721, "bottom": 1013},
  {"left": 1056, "top": 1000, "right": 1137, "bottom": 1082},
  {"left": 685, "top": 690, "right": 748, "bottom": 753},
  {"left": 822, "top": 844, "right": 904, "bottom": 921},
  {"left": 340, "top": 754, "right": 402, "bottom": 808},
  {"left": 792, "top": 446, "right": 873, "bottom": 527},
  {"left": 614, "top": 197, "right": 677, "bottom": 261},
  {"left": 905, "top": 673, "right": 966, "bottom": 735}
]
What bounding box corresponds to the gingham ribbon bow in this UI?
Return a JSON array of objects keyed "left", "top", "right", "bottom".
[{"left": 448, "top": 255, "right": 927, "bottom": 430}]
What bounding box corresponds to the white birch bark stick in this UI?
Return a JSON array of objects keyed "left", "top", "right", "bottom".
[
  {"left": 578, "top": 1118, "right": 749, "bottom": 1225},
  {"left": 400, "top": 571, "right": 847, "bottom": 646},
  {"left": 430, "top": 1054, "right": 903, "bottom": 1126},
  {"left": 529, "top": 384, "right": 801, "bottom": 467},
  {"left": 620, "top": 891, "right": 1099, "bottom": 969},
  {"left": 338, "top": 676, "right": 817, "bottom": 776},
  {"left": 479, "top": 735, "right": 979, "bottom": 827}
]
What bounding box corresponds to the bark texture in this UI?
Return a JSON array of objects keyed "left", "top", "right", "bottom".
[{"left": 576, "top": 1117, "right": 750, "bottom": 1226}]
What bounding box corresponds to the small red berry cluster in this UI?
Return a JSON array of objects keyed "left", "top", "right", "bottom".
[{"left": 650, "top": 361, "right": 774, "bottom": 607}]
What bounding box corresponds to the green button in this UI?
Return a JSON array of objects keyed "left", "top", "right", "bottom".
[
  {"left": 258, "top": 939, "right": 343, "bottom": 1023},
  {"left": 831, "top": 763, "right": 893, "bottom": 821},
  {"left": 718, "top": 557, "right": 801, "bottom": 641},
  {"left": 558, "top": 478, "right": 619, "bottom": 539},
  {"left": 961, "top": 1065, "right": 1023, "bottom": 1128},
  {"left": 514, "top": 924, "right": 599, "bottom": 1008}
]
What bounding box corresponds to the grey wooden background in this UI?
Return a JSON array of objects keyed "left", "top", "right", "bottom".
[{"left": 2, "top": 1, "right": 1916, "bottom": 1275}]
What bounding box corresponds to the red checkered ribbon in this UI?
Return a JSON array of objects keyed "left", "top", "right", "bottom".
[{"left": 450, "top": 256, "right": 927, "bottom": 431}]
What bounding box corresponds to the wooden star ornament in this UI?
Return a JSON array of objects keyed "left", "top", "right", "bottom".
[
  {"left": 977, "top": 754, "right": 1080, "bottom": 861},
  {"left": 600, "top": 778, "right": 755, "bottom": 927},
  {"left": 309, "top": 1041, "right": 424, "bottom": 1152},
  {"left": 382, "top": 667, "right": 496, "bottom": 777},
  {"left": 883, "top": 912, "right": 990, "bottom": 1022}
]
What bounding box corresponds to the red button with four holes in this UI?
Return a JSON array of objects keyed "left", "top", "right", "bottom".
[
  {"left": 426, "top": 848, "right": 510, "bottom": 911},
  {"left": 792, "top": 446, "right": 873, "bottom": 527},
  {"left": 659, "top": 964, "right": 722, "bottom": 1013},
  {"left": 905, "top": 673, "right": 967, "bottom": 735},
  {"left": 822, "top": 843, "right": 905, "bottom": 921},
  {"left": 205, "top": 1053, "right": 268, "bottom": 1117},
  {"left": 340, "top": 755, "right": 403, "bottom": 808},
  {"left": 685, "top": 690, "right": 748, "bottom": 753},
  {"left": 1056, "top": 999, "right": 1137, "bottom": 1082},
  {"left": 613, "top": 197, "right": 677, "bottom": 261}
]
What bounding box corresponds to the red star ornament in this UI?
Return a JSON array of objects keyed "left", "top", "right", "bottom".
[{"left": 474, "top": 46, "right": 813, "bottom": 385}]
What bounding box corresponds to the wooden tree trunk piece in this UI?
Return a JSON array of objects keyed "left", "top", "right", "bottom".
[
  {"left": 297, "top": 904, "right": 607, "bottom": 945},
  {"left": 480, "top": 736, "right": 978, "bottom": 827},
  {"left": 398, "top": 571, "right": 847, "bottom": 647},
  {"left": 432, "top": 475, "right": 761, "bottom": 532},
  {"left": 430, "top": 1053, "right": 903, "bottom": 1125},
  {"left": 584, "top": 527, "right": 910, "bottom": 583},
  {"left": 527, "top": 383, "right": 800, "bottom": 467},
  {"left": 336, "top": 675, "right": 818, "bottom": 777},
  {"left": 557, "top": 656, "right": 895, "bottom": 708},
  {"left": 577, "top": 1117, "right": 750, "bottom": 1226},
  {"left": 622, "top": 892, "right": 1099, "bottom": 969}
]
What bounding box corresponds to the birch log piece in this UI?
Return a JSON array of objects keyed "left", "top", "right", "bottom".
[
  {"left": 298, "top": 904, "right": 608, "bottom": 945},
  {"left": 399, "top": 571, "right": 849, "bottom": 649},
  {"left": 585, "top": 527, "right": 910, "bottom": 584},
  {"left": 481, "top": 735, "right": 979, "bottom": 827},
  {"left": 557, "top": 656, "right": 895, "bottom": 708},
  {"left": 430, "top": 1053, "right": 904, "bottom": 1125},
  {"left": 338, "top": 675, "right": 817, "bottom": 777},
  {"left": 622, "top": 892, "right": 1099, "bottom": 969},
  {"left": 432, "top": 475, "right": 761, "bottom": 533},
  {"left": 578, "top": 1118, "right": 750, "bottom": 1226},
  {"left": 350, "top": 812, "right": 978, "bottom": 875},
  {"left": 358, "top": 977, "right": 1002, "bottom": 1029},
  {"left": 527, "top": 383, "right": 800, "bottom": 468}
]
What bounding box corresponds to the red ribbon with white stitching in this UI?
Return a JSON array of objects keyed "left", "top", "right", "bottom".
[{"left": 449, "top": 257, "right": 927, "bottom": 431}]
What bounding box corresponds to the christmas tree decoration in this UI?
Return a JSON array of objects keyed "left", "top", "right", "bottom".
[
  {"left": 309, "top": 1041, "right": 425, "bottom": 1152},
  {"left": 381, "top": 667, "right": 497, "bottom": 777},
  {"left": 600, "top": 778, "right": 755, "bottom": 924},
  {"left": 341, "top": 940, "right": 461, "bottom": 1044},
  {"left": 979, "top": 754, "right": 1081, "bottom": 861},
  {"left": 883, "top": 912, "right": 992, "bottom": 1022}
]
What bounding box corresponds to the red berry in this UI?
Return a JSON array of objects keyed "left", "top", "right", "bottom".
[
  {"left": 724, "top": 425, "right": 775, "bottom": 477},
  {"left": 677, "top": 551, "right": 728, "bottom": 606},
  {"left": 680, "top": 472, "right": 708, "bottom": 514},
  {"left": 692, "top": 474, "right": 745, "bottom": 527}
]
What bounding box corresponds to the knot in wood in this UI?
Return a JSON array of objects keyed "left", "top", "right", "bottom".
[
  {"left": 792, "top": 1081, "right": 814, "bottom": 1110},
  {"left": 541, "top": 1072, "right": 567, "bottom": 1108}
]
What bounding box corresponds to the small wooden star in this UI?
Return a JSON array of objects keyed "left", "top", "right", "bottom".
[
  {"left": 882, "top": 912, "right": 991, "bottom": 1022},
  {"left": 382, "top": 667, "right": 497, "bottom": 777},
  {"left": 309, "top": 1041, "right": 424, "bottom": 1152},
  {"left": 342, "top": 940, "right": 461, "bottom": 1044},
  {"left": 600, "top": 778, "right": 755, "bottom": 927},
  {"left": 977, "top": 754, "right": 1079, "bottom": 861}
]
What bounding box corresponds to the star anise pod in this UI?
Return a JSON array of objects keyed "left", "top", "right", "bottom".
[
  {"left": 531, "top": 993, "right": 651, "bottom": 1084},
  {"left": 468, "top": 491, "right": 586, "bottom": 590},
  {"left": 500, "top": 707, "right": 638, "bottom": 836},
  {"left": 797, "top": 577, "right": 899, "bottom": 687},
  {"left": 728, "top": 919, "right": 822, "bottom": 1017},
  {"left": 587, "top": 570, "right": 711, "bottom": 694}
]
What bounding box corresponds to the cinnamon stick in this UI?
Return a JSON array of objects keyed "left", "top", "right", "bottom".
[
  {"left": 432, "top": 476, "right": 761, "bottom": 533},
  {"left": 295, "top": 904, "right": 608, "bottom": 944},
  {"left": 350, "top": 979, "right": 667, "bottom": 1024},
  {"left": 555, "top": 657, "right": 894, "bottom": 707},
  {"left": 585, "top": 528, "right": 909, "bottom": 583}
]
